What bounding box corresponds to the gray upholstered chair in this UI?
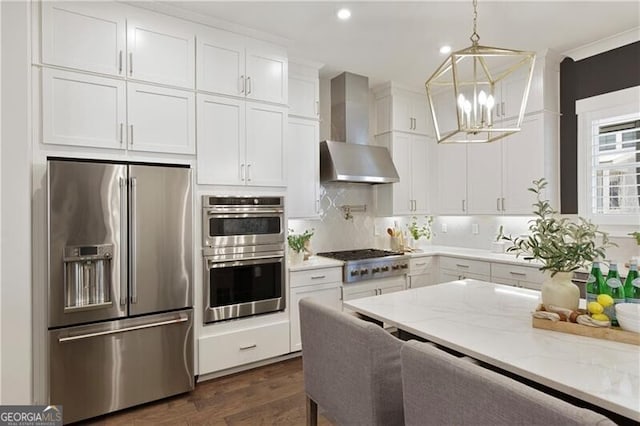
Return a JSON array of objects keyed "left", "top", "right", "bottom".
[
  {"left": 298, "top": 298, "right": 404, "bottom": 426},
  {"left": 401, "top": 340, "right": 616, "bottom": 426}
]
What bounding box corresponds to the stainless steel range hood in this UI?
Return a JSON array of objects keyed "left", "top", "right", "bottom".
[{"left": 320, "top": 72, "right": 399, "bottom": 184}]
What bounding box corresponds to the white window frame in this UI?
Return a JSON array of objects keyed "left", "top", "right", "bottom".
[{"left": 577, "top": 86, "right": 640, "bottom": 231}]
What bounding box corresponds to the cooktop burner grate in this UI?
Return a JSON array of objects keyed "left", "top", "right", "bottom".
[{"left": 316, "top": 249, "right": 404, "bottom": 262}]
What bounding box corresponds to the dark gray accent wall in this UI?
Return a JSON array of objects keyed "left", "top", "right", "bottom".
[{"left": 559, "top": 41, "right": 640, "bottom": 213}]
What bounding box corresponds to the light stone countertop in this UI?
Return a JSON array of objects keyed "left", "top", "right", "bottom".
[
  {"left": 344, "top": 280, "right": 640, "bottom": 422},
  {"left": 406, "top": 245, "right": 544, "bottom": 268},
  {"left": 287, "top": 255, "right": 344, "bottom": 272}
]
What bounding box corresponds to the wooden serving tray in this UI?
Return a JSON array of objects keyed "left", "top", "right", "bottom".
[{"left": 532, "top": 317, "right": 640, "bottom": 346}]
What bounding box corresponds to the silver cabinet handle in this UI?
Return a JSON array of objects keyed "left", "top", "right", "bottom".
[
  {"left": 315, "top": 199, "right": 320, "bottom": 214},
  {"left": 59, "top": 316, "right": 188, "bottom": 343},
  {"left": 501, "top": 101, "right": 505, "bottom": 117},
  {"left": 240, "top": 163, "right": 245, "bottom": 181},
  {"left": 247, "top": 163, "right": 251, "bottom": 181},
  {"left": 310, "top": 275, "right": 326, "bottom": 280},
  {"left": 462, "top": 199, "right": 466, "bottom": 212},
  {"left": 240, "top": 75, "right": 245, "bottom": 94},
  {"left": 119, "top": 123, "right": 123, "bottom": 144},
  {"left": 501, "top": 197, "right": 506, "bottom": 212},
  {"left": 497, "top": 198, "right": 501, "bottom": 211},
  {"left": 415, "top": 262, "right": 426, "bottom": 266},
  {"left": 129, "top": 124, "right": 134, "bottom": 145},
  {"left": 240, "top": 344, "right": 257, "bottom": 351},
  {"left": 247, "top": 76, "right": 252, "bottom": 95},
  {"left": 119, "top": 177, "right": 127, "bottom": 306},
  {"left": 315, "top": 100, "right": 319, "bottom": 116},
  {"left": 118, "top": 51, "right": 123, "bottom": 74},
  {"left": 455, "top": 264, "right": 470, "bottom": 268},
  {"left": 129, "top": 177, "right": 137, "bottom": 304},
  {"left": 129, "top": 52, "right": 133, "bottom": 75},
  {"left": 509, "top": 271, "right": 527, "bottom": 276}
]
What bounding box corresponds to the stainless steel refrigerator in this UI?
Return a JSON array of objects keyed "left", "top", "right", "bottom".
[{"left": 47, "top": 159, "right": 194, "bottom": 424}]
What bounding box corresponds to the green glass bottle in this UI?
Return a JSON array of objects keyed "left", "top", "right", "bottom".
[
  {"left": 603, "top": 261, "right": 625, "bottom": 326},
  {"left": 624, "top": 260, "right": 640, "bottom": 304},
  {"left": 586, "top": 261, "right": 604, "bottom": 304}
]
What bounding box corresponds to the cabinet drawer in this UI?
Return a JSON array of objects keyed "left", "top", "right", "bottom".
[
  {"left": 440, "top": 257, "right": 490, "bottom": 275},
  {"left": 491, "top": 262, "right": 544, "bottom": 284},
  {"left": 410, "top": 256, "right": 434, "bottom": 275},
  {"left": 290, "top": 267, "right": 342, "bottom": 288},
  {"left": 198, "top": 321, "right": 289, "bottom": 374}
]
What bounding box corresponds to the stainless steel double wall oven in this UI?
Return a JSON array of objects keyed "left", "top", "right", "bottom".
[{"left": 202, "top": 196, "right": 286, "bottom": 323}]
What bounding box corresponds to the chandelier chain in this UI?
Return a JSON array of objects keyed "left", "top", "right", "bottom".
[{"left": 470, "top": 0, "right": 480, "bottom": 44}]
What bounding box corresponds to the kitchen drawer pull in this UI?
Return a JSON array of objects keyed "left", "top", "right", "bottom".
[
  {"left": 455, "top": 264, "right": 470, "bottom": 268},
  {"left": 501, "top": 197, "right": 506, "bottom": 211},
  {"left": 239, "top": 344, "right": 257, "bottom": 351},
  {"left": 509, "top": 271, "right": 527, "bottom": 276},
  {"left": 310, "top": 275, "right": 326, "bottom": 280},
  {"left": 58, "top": 316, "right": 188, "bottom": 343},
  {"left": 415, "top": 262, "right": 427, "bottom": 266}
]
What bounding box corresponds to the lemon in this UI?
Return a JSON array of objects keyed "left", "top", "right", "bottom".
[
  {"left": 596, "top": 294, "right": 614, "bottom": 308},
  {"left": 591, "top": 313, "right": 610, "bottom": 322},
  {"left": 587, "top": 301, "right": 604, "bottom": 315}
]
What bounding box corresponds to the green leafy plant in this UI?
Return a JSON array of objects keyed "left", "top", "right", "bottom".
[
  {"left": 287, "top": 228, "right": 314, "bottom": 253},
  {"left": 502, "top": 178, "right": 615, "bottom": 276},
  {"left": 407, "top": 216, "right": 434, "bottom": 241},
  {"left": 629, "top": 231, "right": 640, "bottom": 246}
]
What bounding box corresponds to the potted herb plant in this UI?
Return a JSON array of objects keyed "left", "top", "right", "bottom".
[
  {"left": 287, "top": 228, "right": 314, "bottom": 265},
  {"left": 502, "top": 178, "right": 615, "bottom": 310},
  {"left": 406, "top": 216, "right": 433, "bottom": 249}
]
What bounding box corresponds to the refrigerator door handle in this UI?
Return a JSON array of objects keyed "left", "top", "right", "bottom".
[
  {"left": 129, "top": 176, "right": 138, "bottom": 304},
  {"left": 58, "top": 315, "right": 188, "bottom": 343},
  {"left": 119, "top": 177, "right": 128, "bottom": 306}
]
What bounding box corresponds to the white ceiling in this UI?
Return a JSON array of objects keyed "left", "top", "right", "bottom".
[{"left": 162, "top": 1, "right": 640, "bottom": 89}]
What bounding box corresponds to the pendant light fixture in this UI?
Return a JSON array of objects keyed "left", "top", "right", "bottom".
[{"left": 425, "top": 0, "right": 536, "bottom": 144}]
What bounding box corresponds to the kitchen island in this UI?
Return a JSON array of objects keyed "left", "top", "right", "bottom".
[{"left": 343, "top": 280, "right": 640, "bottom": 423}]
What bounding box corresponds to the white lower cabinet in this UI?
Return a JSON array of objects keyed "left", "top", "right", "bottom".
[
  {"left": 342, "top": 276, "right": 406, "bottom": 303},
  {"left": 490, "top": 262, "right": 544, "bottom": 290},
  {"left": 198, "top": 321, "right": 290, "bottom": 374},
  {"left": 408, "top": 256, "right": 436, "bottom": 289},
  {"left": 437, "top": 256, "right": 491, "bottom": 283}
]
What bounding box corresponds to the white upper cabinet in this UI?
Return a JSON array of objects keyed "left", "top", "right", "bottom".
[
  {"left": 288, "top": 62, "right": 320, "bottom": 119},
  {"left": 375, "top": 84, "right": 432, "bottom": 136},
  {"left": 42, "top": 68, "right": 126, "bottom": 149},
  {"left": 127, "top": 83, "right": 195, "bottom": 154},
  {"left": 436, "top": 143, "right": 467, "bottom": 215},
  {"left": 467, "top": 141, "right": 503, "bottom": 214},
  {"left": 126, "top": 16, "right": 195, "bottom": 89},
  {"left": 287, "top": 118, "right": 320, "bottom": 218},
  {"left": 41, "top": 2, "right": 126, "bottom": 77},
  {"left": 197, "top": 28, "right": 288, "bottom": 105},
  {"left": 197, "top": 94, "right": 286, "bottom": 187},
  {"left": 376, "top": 132, "right": 432, "bottom": 216}
]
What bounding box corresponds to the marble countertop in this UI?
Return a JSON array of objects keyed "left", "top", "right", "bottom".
[
  {"left": 343, "top": 280, "right": 640, "bottom": 422},
  {"left": 406, "top": 245, "right": 544, "bottom": 267},
  {"left": 287, "top": 255, "right": 344, "bottom": 272}
]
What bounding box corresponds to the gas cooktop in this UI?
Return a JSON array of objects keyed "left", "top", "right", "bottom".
[
  {"left": 316, "top": 249, "right": 405, "bottom": 262},
  {"left": 317, "top": 249, "right": 409, "bottom": 283}
]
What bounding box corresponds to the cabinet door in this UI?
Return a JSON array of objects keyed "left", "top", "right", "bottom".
[
  {"left": 408, "top": 273, "right": 433, "bottom": 289},
  {"left": 411, "top": 135, "right": 430, "bottom": 213},
  {"left": 245, "top": 42, "right": 288, "bottom": 104},
  {"left": 392, "top": 92, "right": 413, "bottom": 132},
  {"left": 127, "top": 83, "right": 195, "bottom": 154},
  {"left": 290, "top": 283, "right": 342, "bottom": 352},
  {"left": 42, "top": 2, "right": 126, "bottom": 76},
  {"left": 436, "top": 144, "right": 467, "bottom": 214},
  {"left": 501, "top": 64, "right": 534, "bottom": 120},
  {"left": 431, "top": 90, "right": 459, "bottom": 140},
  {"left": 342, "top": 286, "right": 377, "bottom": 302},
  {"left": 196, "top": 94, "right": 245, "bottom": 185},
  {"left": 288, "top": 74, "right": 319, "bottom": 119},
  {"left": 246, "top": 102, "right": 287, "bottom": 187},
  {"left": 287, "top": 118, "right": 319, "bottom": 218},
  {"left": 411, "top": 93, "right": 432, "bottom": 136},
  {"left": 392, "top": 133, "right": 413, "bottom": 215},
  {"left": 502, "top": 114, "right": 544, "bottom": 214},
  {"left": 440, "top": 270, "right": 462, "bottom": 283},
  {"left": 196, "top": 28, "right": 245, "bottom": 97},
  {"left": 42, "top": 68, "right": 126, "bottom": 149},
  {"left": 126, "top": 18, "right": 195, "bottom": 88},
  {"left": 379, "top": 283, "right": 406, "bottom": 295},
  {"left": 467, "top": 140, "right": 503, "bottom": 214}
]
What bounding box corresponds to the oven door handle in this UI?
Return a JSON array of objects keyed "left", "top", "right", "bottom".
[
  {"left": 206, "top": 209, "right": 284, "bottom": 217},
  {"left": 206, "top": 255, "right": 283, "bottom": 269}
]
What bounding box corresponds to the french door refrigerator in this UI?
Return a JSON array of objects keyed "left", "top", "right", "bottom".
[{"left": 47, "top": 159, "right": 194, "bottom": 424}]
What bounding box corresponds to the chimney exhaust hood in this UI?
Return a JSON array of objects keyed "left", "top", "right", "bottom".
[{"left": 320, "top": 72, "right": 399, "bottom": 184}]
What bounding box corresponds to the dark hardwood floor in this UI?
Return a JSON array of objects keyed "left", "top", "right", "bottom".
[{"left": 86, "top": 357, "right": 334, "bottom": 425}]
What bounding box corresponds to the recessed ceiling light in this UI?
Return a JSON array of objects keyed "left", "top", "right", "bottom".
[
  {"left": 440, "top": 45, "right": 452, "bottom": 54},
  {"left": 337, "top": 8, "right": 351, "bottom": 20}
]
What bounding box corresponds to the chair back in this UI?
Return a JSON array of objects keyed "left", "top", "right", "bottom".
[
  {"left": 401, "top": 340, "right": 616, "bottom": 426},
  {"left": 299, "top": 298, "right": 404, "bottom": 426}
]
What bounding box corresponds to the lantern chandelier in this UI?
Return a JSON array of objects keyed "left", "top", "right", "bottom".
[{"left": 425, "top": 0, "right": 536, "bottom": 144}]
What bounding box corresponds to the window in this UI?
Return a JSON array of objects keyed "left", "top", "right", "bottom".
[{"left": 577, "top": 86, "right": 640, "bottom": 227}]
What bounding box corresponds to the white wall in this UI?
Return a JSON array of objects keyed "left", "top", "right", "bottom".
[{"left": 1, "top": 0, "right": 32, "bottom": 404}]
